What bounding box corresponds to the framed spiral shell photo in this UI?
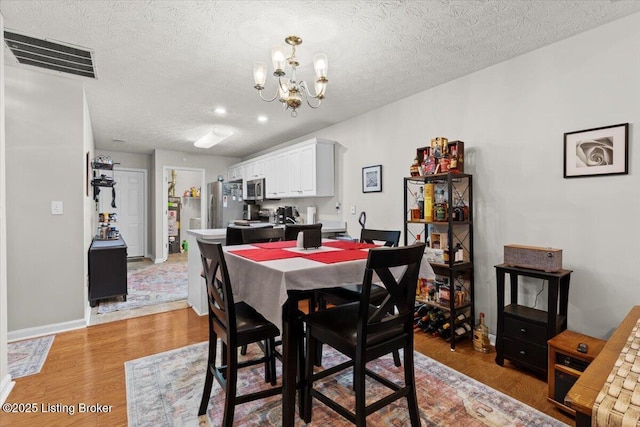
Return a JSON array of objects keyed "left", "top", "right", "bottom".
[{"left": 563, "top": 123, "right": 629, "bottom": 178}]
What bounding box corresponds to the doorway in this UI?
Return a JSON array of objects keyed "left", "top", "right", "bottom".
[
  {"left": 162, "top": 166, "right": 206, "bottom": 262},
  {"left": 99, "top": 168, "right": 147, "bottom": 258}
]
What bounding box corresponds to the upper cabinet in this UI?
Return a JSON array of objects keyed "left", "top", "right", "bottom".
[
  {"left": 228, "top": 137, "right": 335, "bottom": 199},
  {"left": 245, "top": 158, "right": 266, "bottom": 180},
  {"left": 227, "top": 164, "right": 244, "bottom": 182},
  {"left": 266, "top": 153, "right": 287, "bottom": 198}
]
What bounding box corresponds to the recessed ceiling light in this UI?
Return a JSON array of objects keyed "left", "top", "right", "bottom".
[
  {"left": 193, "top": 127, "right": 234, "bottom": 148},
  {"left": 258, "top": 115, "right": 268, "bottom": 123},
  {"left": 214, "top": 107, "right": 227, "bottom": 115}
]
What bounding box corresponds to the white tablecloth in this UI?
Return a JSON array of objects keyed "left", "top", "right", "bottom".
[{"left": 223, "top": 242, "right": 435, "bottom": 332}]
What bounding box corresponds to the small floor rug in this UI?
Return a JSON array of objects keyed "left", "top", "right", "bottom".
[
  {"left": 8, "top": 335, "right": 55, "bottom": 379},
  {"left": 125, "top": 342, "right": 568, "bottom": 427},
  {"left": 97, "top": 260, "right": 187, "bottom": 314}
]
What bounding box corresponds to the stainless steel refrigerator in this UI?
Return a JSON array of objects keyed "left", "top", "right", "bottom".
[{"left": 207, "top": 180, "right": 244, "bottom": 228}]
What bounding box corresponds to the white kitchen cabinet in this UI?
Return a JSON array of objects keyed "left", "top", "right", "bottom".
[
  {"left": 230, "top": 137, "right": 335, "bottom": 199},
  {"left": 227, "top": 164, "right": 244, "bottom": 182},
  {"left": 245, "top": 159, "right": 265, "bottom": 180},
  {"left": 265, "top": 153, "right": 287, "bottom": 198},
  {"left": 272, "top": 138, "right": 334, "bottom": 198}
]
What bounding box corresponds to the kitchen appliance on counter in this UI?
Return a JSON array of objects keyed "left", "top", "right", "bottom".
[
  {"left": 276, "top": 206, "right": 296, "bottom": 224},
  {"left": 258, "top": 208, "right": 273, "bottom": 222},
  {"left": 243, "top": 203, "right": 261, "bottom": 220},
  {"left": 207, "top": 180, "right": 243, "bottom": 228}
]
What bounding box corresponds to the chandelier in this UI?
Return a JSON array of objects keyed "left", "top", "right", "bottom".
[{"left": 253, "top": 35, "right": 328, "bottom": 117}]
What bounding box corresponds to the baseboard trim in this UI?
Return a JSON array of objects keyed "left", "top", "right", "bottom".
[
  {"left": 189, "top": 304, "right": 206, "bottom": 317},
  {"left": 0, "top": 374, "right": 15, "bottom": 405},
  {"left": 7, "top": 318, "right": 86, "bottom": 342}
]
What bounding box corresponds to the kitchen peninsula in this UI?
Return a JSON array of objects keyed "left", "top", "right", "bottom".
[{"left": 185, "top": 221, "right": 346, "bottom": 315}]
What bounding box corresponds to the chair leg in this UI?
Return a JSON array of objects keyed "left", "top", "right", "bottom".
[
  {"left": 198, "top": 334, "right": 218, "bottom": 416},
  {"left": 303, "top": 328, "right": 316, "bottom": 423},
  {"left": 404, "top": 345, "right": 420, "bottom": 427},
  {"left": 267, "top": 338, "right": 277, "bottom": 386},
  {"left": 222, "top": 345, "right": 238, "bottom": 427},
  {"left": 392, "top": 349, "right": 402, "bottom": 367},
  {"left": 353, "top": 353, "right": 367, "bottom": 427}
]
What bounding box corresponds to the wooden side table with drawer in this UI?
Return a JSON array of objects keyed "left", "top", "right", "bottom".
[
  {"left": 494, "top": 264, "right": 572, "bottom": 377},
  {"left": 547, "top": 330, "right": 605, "bottom": 415}
]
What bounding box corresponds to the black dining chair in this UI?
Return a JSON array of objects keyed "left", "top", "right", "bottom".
[
  {"left": 316, "top": 229, "right": 403, "bottom": 366},
  {"left": 241, "top": 226, "right": 285, "bottom": 244},
  {"left": 283, "top": 223, "right": 322, "bottom": 241},
  {"left": 302, "top": 242, "right": 426, "bottom": 426},
  {"left": 196, "top": 239, "right": 282, "bottom": 426}
]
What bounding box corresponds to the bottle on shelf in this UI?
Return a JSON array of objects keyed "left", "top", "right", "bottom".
[
  {"left": 448, "top": 321, "right": 472, "bottom": 342},
  {"left": 449, "top": 145, "right": 458, "bottom": 171},
  {"left": 434, "top": 186, "right": 448, "bottom": 221},
  {"left": 424, "top": 183, "right": 434, "bottom": 222},
  {"left": 416, "top": 186, "right": 424, "bottom": 219},
  {"left": 473, "top": 312, "right": 491, "bottom": 353}
]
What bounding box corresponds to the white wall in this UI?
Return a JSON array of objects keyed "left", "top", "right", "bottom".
[
  {"left": 5, "top": 66, "right": 90, "bottom": 335},
  {"left": 267, "top": 13, "right": 640, "bottom": 339},
  {"left": 0, "top": 11, "right": 13, "bottom": 404}
]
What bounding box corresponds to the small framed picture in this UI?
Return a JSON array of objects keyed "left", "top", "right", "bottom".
[
  {"left": 362, "top": 164, "right": 382, "bottom": 193},
  {"left": 564, "top": 123, "right": 629, "bottom": 178}
]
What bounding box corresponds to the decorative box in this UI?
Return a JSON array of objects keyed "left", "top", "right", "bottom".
[
  {"left": 503, "top": 244, "right": 563, "bottom": 272},
  {"left": 430, "top": 232, "right": 448, "bottom": 250}
]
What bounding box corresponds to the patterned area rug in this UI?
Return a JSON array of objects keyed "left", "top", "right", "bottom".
[
  {"left": 8, "top": 335, "right": 55, "bottom": 379},
  {"left": 125, "top": 342, "right": 568, "bottom": 427},
  {"left": 97, "top": 260, "right": 187, "bottom": 314}
]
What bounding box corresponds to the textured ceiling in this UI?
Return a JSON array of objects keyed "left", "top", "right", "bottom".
[{"left": 2, "top": 1, "right": 640, "bottom": 158}]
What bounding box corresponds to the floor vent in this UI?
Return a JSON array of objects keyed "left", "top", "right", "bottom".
[{"left": 4, "top": 30, "right": 96, "bottom": 79}]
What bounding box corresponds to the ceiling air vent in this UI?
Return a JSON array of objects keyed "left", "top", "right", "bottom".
[{"left": 3, "top": 30, "right": 96, "bottom": 79}]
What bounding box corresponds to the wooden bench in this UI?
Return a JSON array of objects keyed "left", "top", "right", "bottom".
[{"left": 565, "top": 305, "right": 640, "bottom": 426}]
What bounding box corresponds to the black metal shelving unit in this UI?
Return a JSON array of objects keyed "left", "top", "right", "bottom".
[{"left": 404, "top": 172, "right": 474, "bottom": 350}]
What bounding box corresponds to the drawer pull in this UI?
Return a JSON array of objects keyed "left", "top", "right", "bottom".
[
  {"left": 520, "top": 328, "right": 527, "bottom": 333},
  {"left": 519, "top": 350, "right": 526, "bottom": 356}
]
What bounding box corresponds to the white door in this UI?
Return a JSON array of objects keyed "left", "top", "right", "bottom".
[{"left": 99, "top": 169, "right": 146, "bottom": 257}]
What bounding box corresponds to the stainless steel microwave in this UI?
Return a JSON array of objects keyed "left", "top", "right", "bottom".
[{"left": 245, "top": 178, "right": 265, "bottom": 201}]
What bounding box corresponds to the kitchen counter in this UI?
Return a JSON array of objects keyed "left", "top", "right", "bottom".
[
  {"left": 186, "top": 221, "right": 346, "bottom": 240},
  {"left": 185, "top": 221, "right": 347, "bottom": 315}
]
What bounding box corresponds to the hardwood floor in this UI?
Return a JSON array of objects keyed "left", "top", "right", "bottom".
[{"left": 2, "top": 307, "right": 573, "bottom": 426}]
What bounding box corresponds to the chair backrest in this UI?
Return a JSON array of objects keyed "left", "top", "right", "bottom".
[
  {"left": 197, "top": 239, "right": 237, "bottom": 342},
  {"left": 241, "top": 227, "right": 284, "bottom": 244},
  {"left": 360, "top": 229, "right": 401, "bottom": 247},
  {"left": 284, "top": 223, "right": 322, "bottom": 241},
  {"left": 357, "top": 242, "right": 426, "bottom": 346}
]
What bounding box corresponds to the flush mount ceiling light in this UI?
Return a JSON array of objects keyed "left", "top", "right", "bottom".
[
  {"left": 253, "top": 35, "right": 328, "bottom": 117},
  {"left": 193, "top": 127, "right": 233, "bottom": 148}
]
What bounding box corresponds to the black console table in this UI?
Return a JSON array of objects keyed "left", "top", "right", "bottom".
[
  {"left": 89, "top": 237, "right": 127, "bottom": 307},
  {"left": 494, "top": 263, "right": 572, "bottom": 377}
]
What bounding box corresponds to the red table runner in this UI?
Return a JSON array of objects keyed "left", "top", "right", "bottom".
[
  {"left": 250, "top": 241, "right": 298, "bottom": 249},
  {"left": 229, "top": 248, "right": 302, "bottom": 262},
  {"left": 322, "top": 241, "right": 379, "bottom": 250},
  {"left": 301, "top": 249, "right": 370, "bottom": 264}
]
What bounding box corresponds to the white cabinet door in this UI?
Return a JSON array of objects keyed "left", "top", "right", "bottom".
[
  {"left": 287, "top": 148, "right": 303, "bottom": 196},
  {"left": 299, "top": 144, "right": 316, "bottom": 195},
  {"left": 227, "top": 164, "right": 243, "bottom": 181},
  {"left": 265, "top": 154, "right": 287, "bottom": 197}
]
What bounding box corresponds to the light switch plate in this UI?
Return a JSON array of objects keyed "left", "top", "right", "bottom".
[
  {"left": 350, "top": 205, "right": 356, "bottom": 215},
  {"left": 51, "top": 201, "right": 64, "bottom": 215}
]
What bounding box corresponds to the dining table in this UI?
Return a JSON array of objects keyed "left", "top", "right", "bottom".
[{"left": 222, "top": 238, "right": 435, "bottom": 426}]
